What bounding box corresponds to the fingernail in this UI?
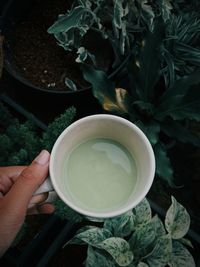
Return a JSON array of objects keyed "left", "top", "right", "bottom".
[{"left": 34, "top": 150, "right": 50, "bottom": 165}]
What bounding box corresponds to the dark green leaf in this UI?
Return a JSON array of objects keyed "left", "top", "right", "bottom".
[
  {"left": 154, "top": 142, "right": 174, "bottom": 186},
  {"left": 156, "top": 70, "right": 200, "bottom": 120},
  {"left": 136, "top": 120, "right": 160, "bottom": 145},
  {"left": 137, "top": 18, "right": 164, "bottom": 101},
  {"left": 83, "top": 65, "right": 115, "bottom": 103},
  {"left": 161, "top": 121, "right": 200, "bottom": 147}
]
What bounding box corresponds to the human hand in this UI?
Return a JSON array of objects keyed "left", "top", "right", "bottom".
[{"left": 0, "top": 150, "right": 54, "bottom": 257}]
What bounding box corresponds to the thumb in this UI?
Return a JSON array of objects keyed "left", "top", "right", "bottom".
[{"left": 4, "top": 150, "right": 50, "bottom": 214}]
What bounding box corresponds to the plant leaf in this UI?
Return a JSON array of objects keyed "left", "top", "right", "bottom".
[
  {"left": 165, "top": 196, "right": 190, "bottom": 239},
  {"left": 137, "top": 262, "right": 149, "bottom": 267},
  {"left": 169, "top": 241, "right": 195, "bottom": 267},
  {"left": 137, "top": 18, "right": 164, "bottom": 101},
  {"left": 179, "top": 238, "right": 193, "bottom": 249},
  {"left": 65, "top": 77, "right": 78, "bottom": 91},
  {"left": 156, "top": 69, "right": 200, "bottom": 121},
  {"left": 136, "top": 120, "right": 160, "bottom": 145},
  {"left": 104, "top": 210, "right": 135, "bottom": 238},
  {"left": 70, "top": 227, "right": 112, "bottom": 246},
  {"left": 129, "top": 215, "right": 166, "bottom": 260},
  {"left": 86, "top": 246, "right": 116, "bottom": 267},
  {"left": 83, "top": 65, "right": 130, "bottom": 114},
  {"left": 161, "top": 121, "right": 200, "bottom": 147},
  {"left": 133, "top": 198, "right": 152, "bottom": 226},
  {"left": 144, "top": 236, "right": 172, "bottom": 266},
  {"left": 113, "top": 0, "right": 123, "bottom": 29},
  {"left": 47, "top": 6, "right": 92, "bottom": 34},
  {"left": 153, "top": 142, "right": 174, "bottom": 186},
  {"left": 97, "top": 237, "right": 134, "bottom": 266}
]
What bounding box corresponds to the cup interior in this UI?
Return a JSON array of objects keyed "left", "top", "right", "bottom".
[{"left": 50, "top": 114, "right": 155, "bottom": 218}]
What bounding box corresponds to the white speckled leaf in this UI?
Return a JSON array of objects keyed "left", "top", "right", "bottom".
[
  {"left": 169, "top": 241, "right": 195, "bottom": 267},
  {"left": 97, "top": 237, "right": 134, "bottom": 266},
  {"left": 86, "top": 246, "right": 116, "bottom": 267},
  {"left": 144, "top": 236, "right": 172, "bottom": 267},
  {"left": 133, "top": 198, "right": 152, "bottom": 226},
  {"left": 165, "top": 197, "right": 190, "bottom": 239},
  {"left": 70, "top": 227, "right": 112, "bottom": 246},
  {"left": 129, "top": 217, "right": 157, "bottom": 258},
  {"left": 104, "top": 210, "right": 135, "bottom": 237},
  {"left": 137, "top": 262, "right": 149, "bottom": 267}
]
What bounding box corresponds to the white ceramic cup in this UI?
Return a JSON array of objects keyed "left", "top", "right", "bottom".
[{"left": 35, "top": 114, "right": 155, "bottom": 219}]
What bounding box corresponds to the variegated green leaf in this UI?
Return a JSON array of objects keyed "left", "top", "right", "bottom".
[
  {"left": 129, "top": 217, "right": 157, "bottom": 257},
  {"left": 137, "top": 262, "right": 149, "bottom": 267},
  {"left": 152, "top": 215, "right": 166, "bottom": 237},
  {"left": 76, "top": 47, "right": 96, "bottom": 65},
  {"left": 104, "top": 210, "right": 135, "bottom": 237},
  {"left": 137, "top": 0, "right": 155, "bottom": 31},
  {"left": 70, "top": 227, "right": 112, "bottom": 246},
  {"left": 48, "top": 6, "right": 91, "bottom": 34},
  {"left": 144, "top": 236, "right": 172, "bottom": 267},
  {"left": 97, "top": 237, "right": 134, "bottom": 266},
  {"left": 133, "top": 198, "right": 152, "bottom": 226},
  {"left": 179, "top": 238, "right": 193, "bottom": 249},
  {"left": 169, "top": 241, "right": 195, "bottom": 267},
  {"left": 86, "top": 246, "right": 116, "bottom": 267},
  {"left": 165, "top": 197, "right": 190, "bottom": 239},
  {"left": 65, "top": 78, "right": 78, "bottom": 91},
  {"left": 113, "top": 0, "right": 123, "bottom": 29}
]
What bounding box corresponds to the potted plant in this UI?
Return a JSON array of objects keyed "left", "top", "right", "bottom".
[{"left": 0, "top": 0, "right": 175, "bottom": 120}]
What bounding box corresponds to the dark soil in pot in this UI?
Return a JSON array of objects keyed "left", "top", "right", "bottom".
[{"left": 9, "top": 0, "right": 85, "bottom": 91}]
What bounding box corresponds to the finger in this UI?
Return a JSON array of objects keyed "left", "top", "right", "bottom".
[
  {"left": 3, "top": 150, "right": 50, "bottom": 216},
  {"left": 27, "top": 203, "right": 55, "bottom": 215},
  {"left": 28, "top": 193, "right": 49, "bottom": 207},
  {"left": 0, "top": 166, "right": 26, "bottom": 195}
]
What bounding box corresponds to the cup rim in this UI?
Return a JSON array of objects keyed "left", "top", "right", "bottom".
[{"left": 50, "top": 114, "right": 155, "bottom": 218}]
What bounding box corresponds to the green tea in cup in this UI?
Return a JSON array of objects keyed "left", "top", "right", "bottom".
[{"left": 62, "top": 138, "right": 137, "bottom": 212}]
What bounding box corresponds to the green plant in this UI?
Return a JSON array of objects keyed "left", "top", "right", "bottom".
[
  {"left": 163, "top": 12, "right": 200, "bottom": 82},
  {"left": 82, "top": 19, "right": 200, "bottom": 186},
  {"left": 47, "top": 0, "right": 174, "bottom": 89},
  {"left": 68, "top": 197, "right": 195, "bottom": 267},
  {"left": 0, "top": 103, "right": 76, "bottom": 165}
]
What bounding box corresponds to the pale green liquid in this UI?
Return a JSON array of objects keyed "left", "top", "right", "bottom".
[{"left": 62, "top": 138, "right": 137, "bottom": 211}]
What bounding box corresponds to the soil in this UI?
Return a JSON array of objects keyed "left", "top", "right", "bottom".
[{"left": 8, "top": 0, "right": 88, "bottom": 91}]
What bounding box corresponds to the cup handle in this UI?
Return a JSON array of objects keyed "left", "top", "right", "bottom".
[{"left": 34, "top": 177, "right": 58, "bottom": 202}]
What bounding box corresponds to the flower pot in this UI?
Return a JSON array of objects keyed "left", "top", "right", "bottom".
[{"left": 0, "top": 0, "right": 105, "bottom": 122}]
